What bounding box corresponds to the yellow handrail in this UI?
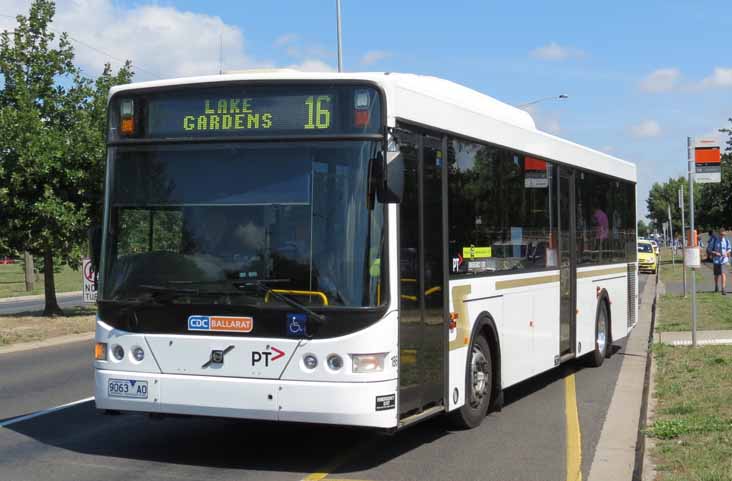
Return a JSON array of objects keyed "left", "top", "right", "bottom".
[{"left": 264, "top": 289, "right": 329, "bottom": 306}]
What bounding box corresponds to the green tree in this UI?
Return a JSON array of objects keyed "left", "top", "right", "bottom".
[
  {"left": 637, "top": 219, "right": 649, "bottom": 238},
  {"left": 0, "top": 0, "right": 132, "bottom": 315},
  {"left": 697, "top": 118, "right": 732, "bottom": 230},
  {"left": 646, "top": 176, "right": 701, "bottom": 236}
]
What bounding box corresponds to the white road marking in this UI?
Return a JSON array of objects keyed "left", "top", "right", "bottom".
[
  {"left": 670, "top": 339, "right": 732, "bottom": 346},
  {"left": 0, "top": 396, "right": 94, "bottom": 428}
]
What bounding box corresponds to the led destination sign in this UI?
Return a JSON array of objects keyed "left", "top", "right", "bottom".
[{"left": 110, "top": 85, "right": 381, "bottom": 139}]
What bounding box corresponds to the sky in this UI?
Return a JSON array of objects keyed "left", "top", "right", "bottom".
[{"left": 1, "top": 0, "right": 730, "bottom": 220}]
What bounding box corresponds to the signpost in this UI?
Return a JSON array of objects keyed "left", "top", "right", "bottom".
[
  {"left": 688, "top": 137, "right": 721, "bottom": 346},
  {"left": 667, "top": 204, "right": 674, "bottom": 264},
  {"left": 82, "top": 258, "right": 97, "bottom": 303},
  {"left": 679, "top": 186, "right": 686, "bottom": 297}
]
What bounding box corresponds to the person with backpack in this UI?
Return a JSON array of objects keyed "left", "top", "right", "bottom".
[{"left": 710, "top": 228, "right": 731, "bottom": 295}]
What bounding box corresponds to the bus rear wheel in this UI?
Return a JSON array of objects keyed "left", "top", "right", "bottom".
[
  {"left": 451, "top": 335, "right": 492, "bottom": 429},
  {"left": 588, "top": 302, "right": 609, "bottom": 367}
]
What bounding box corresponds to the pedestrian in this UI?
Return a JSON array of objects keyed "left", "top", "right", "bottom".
[
  {"left": 710, "top": 228, "right": 731, "bottom": 295},
  {"left": 707, "top": 230, "right": 716, "bottom": 262}
]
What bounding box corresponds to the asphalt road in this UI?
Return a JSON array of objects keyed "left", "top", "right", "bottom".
[
  {"left": 0, "top": 275, "right": 649, "bottom": 481},
  {"left": 0, "top": 294, "right": 85, "bottom": 315}
]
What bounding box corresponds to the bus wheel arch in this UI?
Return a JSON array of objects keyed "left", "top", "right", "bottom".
[
  {"left": 450, "top": 312, "right": 502, "bottom": 429},
  {"left": 472, "top": 312, "right": 502, "bottom": 411},
  {"left": 599, "top": 290, "right": 613, "bottom": 358}
]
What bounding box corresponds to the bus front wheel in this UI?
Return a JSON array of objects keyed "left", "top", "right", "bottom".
[{"left": 451, "top": 335, "right": 493, "bottom": 429}]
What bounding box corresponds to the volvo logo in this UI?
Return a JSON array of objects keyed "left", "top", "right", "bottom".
[{"left": 202, "top": 345, "right": 235, "bottom": 368}]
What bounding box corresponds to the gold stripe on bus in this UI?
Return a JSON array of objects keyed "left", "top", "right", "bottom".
[
  {"left": 576, "top": 266, "right": 627, "bottom": 279},
  {"left": 495, "top": 274, "right": 560, "bottom": 290},
  {"left": 449, "top": 285, "right": 472, "bottom": 351}
]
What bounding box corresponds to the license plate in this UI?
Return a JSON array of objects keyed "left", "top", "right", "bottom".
[{"left": 108, "top": 379, "right": 149, "bottom": 399}]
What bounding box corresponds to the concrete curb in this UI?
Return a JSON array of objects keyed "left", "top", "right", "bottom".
[
  {"left": 0, "top": 332, "right": 93, "bottom": 355},
  {"left": 587, "top": 274, "right": 656, "bottom": 481},
  {"left": 0, "top": 291, "right": 83, "bottom": 304}
]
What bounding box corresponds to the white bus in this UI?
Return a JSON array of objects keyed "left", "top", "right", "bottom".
[{"left": 92, "top": 72, "right": 637, "bottom": 429}]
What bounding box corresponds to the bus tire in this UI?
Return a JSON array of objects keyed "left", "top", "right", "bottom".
[
  {"left": 588, "top": 301, "right": 609, "bottom": 367},
  {"left": 450, "top": 335, "right": 492, "bottom": 429}
]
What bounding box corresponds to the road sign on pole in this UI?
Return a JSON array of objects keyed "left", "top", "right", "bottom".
[{"left": 82, "top": 258, "right": 97, "bottom": 303}]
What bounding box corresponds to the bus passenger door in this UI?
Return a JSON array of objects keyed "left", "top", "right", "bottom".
[
  {"left": 397, "top": 130, "right": 446, "bottom": 416},
  {"left": 558, "top": 168, "right": 577, "bottom": 356}
]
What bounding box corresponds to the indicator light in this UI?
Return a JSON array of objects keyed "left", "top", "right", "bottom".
[
  {"left": 119, "top": 99, "right": 135, "bottom": 135},
  {"left": 351, "top": 353, "right": 386, "bottom": 373},
  {"left": 94, "top": 342, "right": 107, "bottom": 361}
]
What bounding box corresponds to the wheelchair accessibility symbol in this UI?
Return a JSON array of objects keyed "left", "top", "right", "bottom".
[{"left": 286, "top": 313, "right": 308, "bottom": 336}]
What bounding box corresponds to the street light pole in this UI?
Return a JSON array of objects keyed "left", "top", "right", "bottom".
[
  {"left": 336, "top": 0, "right": 343, "bottom": 72},
  {"left": 516, "top": 94, "right": 569, "bottom": 108}
]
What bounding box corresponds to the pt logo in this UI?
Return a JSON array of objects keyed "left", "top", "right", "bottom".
[{"left": 251, "top": 345, "right": 285, "bottom": 367}]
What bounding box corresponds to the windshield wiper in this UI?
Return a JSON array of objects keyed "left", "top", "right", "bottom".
[{"left": 236, "top": 280, "right": 326, "bottom": 336}]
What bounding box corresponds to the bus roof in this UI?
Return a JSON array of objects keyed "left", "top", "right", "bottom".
[{"left": 110, "top": 71, "right": 636, "bottom": 182}]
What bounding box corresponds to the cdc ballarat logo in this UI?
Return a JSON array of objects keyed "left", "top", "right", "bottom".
[{"left": 188, "top": 315, "right": 210, "bottom": 331}]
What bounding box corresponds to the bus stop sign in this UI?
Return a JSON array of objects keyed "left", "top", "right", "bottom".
[{"left": 694, "top": 138, "right": 721, "bottom": 184}]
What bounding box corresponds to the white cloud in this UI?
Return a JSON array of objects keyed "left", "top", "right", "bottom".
[
  {"left": 700, "top": 67, "right": 732, "bottom": 89},
  {"left": 630, "top": 120, "right": 662, "bottom": 138},
  {"left": 360, "top": 50, "right": 391, "bottom": 66},
  {"left": 54, "top": 1, "right": 261, "bottom": 78},
  {"left": 640, "top": 68, "right": 680, "bottom": 93},
  {"left": 274, "top": 33, "right": 298, "bottom": 47},
  {"left": 287, "top": 59, "right": 335, "bottom": 72},
  {"left": 530, "top": 42, "right": 584, "bottom": 61}
]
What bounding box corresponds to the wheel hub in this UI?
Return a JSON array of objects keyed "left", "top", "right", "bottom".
[{"left": 470, "top": 348, "right": 489, "bottom": 407}]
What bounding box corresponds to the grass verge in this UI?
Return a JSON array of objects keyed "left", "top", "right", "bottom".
[
  {"left": 0, "top": 306, "right": 96, "bottom": 346},
  {"left": 0, "top": 263, "right": 81, "bottom": 298},
  {"left": 648, "top": 344, "right": 732, "bottom": 481},
  {"left": 656, "top": 291, "right": 732, "bottom": 332}
]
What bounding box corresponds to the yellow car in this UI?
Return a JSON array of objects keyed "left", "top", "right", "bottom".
[{"left": 638, "top": 241, "right": 657, "bottom": 274}]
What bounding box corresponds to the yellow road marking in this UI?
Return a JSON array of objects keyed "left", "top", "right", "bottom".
[
  {"left": 301, "top": 440, "right": 373, "bottom": 481},
  {"left": 565, "top": 374, "right": 583, "bottom": 481}
]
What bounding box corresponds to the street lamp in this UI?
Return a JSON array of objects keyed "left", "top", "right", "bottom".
[
  {"left": 516, "top": 94, "right": 569, "bottom": 109},
  {"left": 336, "top": 0, "right": 343, "bottom": 72}
]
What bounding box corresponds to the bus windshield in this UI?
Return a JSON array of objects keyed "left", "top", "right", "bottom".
[{"left": 101, "top": 140, "right": 386, "bottom": 308}]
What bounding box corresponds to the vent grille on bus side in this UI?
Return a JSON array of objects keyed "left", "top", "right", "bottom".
[{"left": 627, "top": 264, "right": 637, "bottom": 327}]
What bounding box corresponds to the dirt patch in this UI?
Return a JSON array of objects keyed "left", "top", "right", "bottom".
[{"left": 0, "top": 306, "right": 96, "bottom": 346}]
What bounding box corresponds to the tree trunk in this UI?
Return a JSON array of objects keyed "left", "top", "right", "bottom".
[
  {"left": 24, "top": 251, "right": 34, "bottom": 291},
  {"left": 42, "top": 250, "right": 63, "bottom": 316}
]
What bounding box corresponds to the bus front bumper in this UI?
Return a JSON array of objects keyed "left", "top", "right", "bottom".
[{"left": 95, "top": 369, "right": 398, "bottom": 428}]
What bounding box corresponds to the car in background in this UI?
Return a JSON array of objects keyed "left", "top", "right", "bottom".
[
  {"left": 0, "top": 256, "right": 18, "bottom": 265},
  {"left": 649, "top": 239, "right": 659, "bottom": 256},
  {"left": 638, "top": 240, "right": 657, "bottom": 274}
]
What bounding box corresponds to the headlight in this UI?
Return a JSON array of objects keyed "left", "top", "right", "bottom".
[
  {"left": 303, "top": 354, "right": 318, "bottom": 370},
  {"left": 351, "top": 353, "right": 387, "bottom": 373},
  {"left": 112, "top": 345, "right": 124, "bottom": 361},
  {"left": 327, "top": 354, "right": 344, "bottom": 371},
  {"left": 132, "top": 347, "right": 145, "bottom": 362}
]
